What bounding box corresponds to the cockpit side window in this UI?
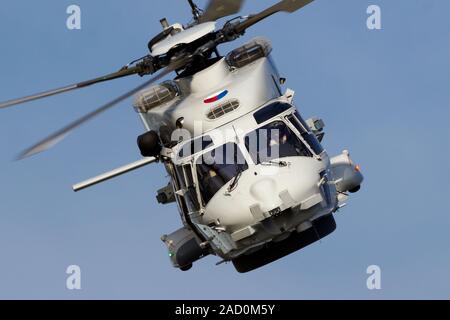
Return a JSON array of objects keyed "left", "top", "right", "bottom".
[
  {"left": 175, "top": 164, "right": 201, "bottom": 212},
  {"left": 253, "top": 102, "right": 292, "bottom": 124},
  {"left": 244, "top": 121, "right": 313, "bottom": 164},
  {"left": 289, "top": 112, "right": 324, "bottom": 155},
  {"left": 175, "top": 166, "right": 187, "bottom": 189},
  {"left": 196, "top": 143, "right": 249, "bottom": 205},
  {"left": 184, "top": 164, "right": 201, "bottom": 211}
]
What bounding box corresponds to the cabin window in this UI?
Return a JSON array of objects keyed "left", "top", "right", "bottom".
[
  {"left": 244, "top": 121, "right": 313, "bottom": 164},
  {"left": 253, "top": 102, "right": 292, "bottom": 124},
  {"left": 196, "top": 143, "right": 249, "bottom": 204}
]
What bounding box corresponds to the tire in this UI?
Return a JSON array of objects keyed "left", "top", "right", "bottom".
[
  {"left": 180, "top": 264, "right": 193, "bottom": 272},
  {"left": 232, "top": 214, "right": 337, "bottom": 273}
]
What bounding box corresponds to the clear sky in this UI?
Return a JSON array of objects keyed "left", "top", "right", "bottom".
[{"left": 0, "top": 0, "right": 449, "bottom": 299}]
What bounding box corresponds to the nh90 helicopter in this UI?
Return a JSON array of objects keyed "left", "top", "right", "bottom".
[{"left": 0, "top": 0, "right": 363, "bottom": 273}]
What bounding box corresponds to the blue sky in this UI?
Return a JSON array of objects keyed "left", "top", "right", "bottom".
[{"left": 0, "top": 0, "right": 449, "bottom": 299}]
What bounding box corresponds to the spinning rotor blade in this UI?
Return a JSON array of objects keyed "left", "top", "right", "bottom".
[
  {"left": 0, "top": 65, "right": 144, "bottom": 110},
  {"left": 199, "top": 0, "right": 244, "bottom": 23},
  {"left": 234, "top": 0, "right": 315, "bottom": 34},
  {"left": 16, "top": 57, "right": 188, "bottom": 160}
]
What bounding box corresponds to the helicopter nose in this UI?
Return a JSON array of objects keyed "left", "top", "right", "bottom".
[
  {"left": 248, "top": 159, "right": 326, "bottom": 216},
  {"left": 203, "top": 158, "right": 327, "bottom": 231}
]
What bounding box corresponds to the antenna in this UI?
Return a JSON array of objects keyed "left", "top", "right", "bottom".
[{"left": 187, "top": 0, "right": 202, "bottom": 21}]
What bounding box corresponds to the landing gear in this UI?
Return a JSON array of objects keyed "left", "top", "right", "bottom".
[
  {"left": 180, "top": 264, "right": 193, "bottom": 272},
  {"left": 349, "top": 185, "right": 361, "bottom": 193},
  {"left": 232, "top": 214, "right": 337, "bottom": 273}
]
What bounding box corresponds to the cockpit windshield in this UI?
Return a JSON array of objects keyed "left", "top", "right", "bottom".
[
  {"left": 196, "top": 143, "right": 249, "bottom": 204},
  {"left": 244, "top": 121, "right": 313, "bottom": 164}
]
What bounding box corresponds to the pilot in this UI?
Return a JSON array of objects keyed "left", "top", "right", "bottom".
[
  {"left": 268, "top": 126, "right": 289, "bottom": 154},
  {"left": 198, "top": 165, "right": 225, "bottom": 201},
  {"left": 267, "top": 124, "right": 301, "bottom": 158},
  {"left": 269, "top": 130, "right": 288, "bottom": 147}
]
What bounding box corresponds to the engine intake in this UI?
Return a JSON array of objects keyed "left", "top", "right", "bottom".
[
  {"left": 133, "top": 81, "right": 179, "bottom": 113},
  {"left": 226, "top": 38, "right": 272, "bottom": 69}
]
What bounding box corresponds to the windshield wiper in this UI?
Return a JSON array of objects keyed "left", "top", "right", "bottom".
[
  {"left": 261, "top": 160, "right": 289, "bottom": 167},
  {"left": 227, "top": 165, "right": 245, "bottom": 193}
]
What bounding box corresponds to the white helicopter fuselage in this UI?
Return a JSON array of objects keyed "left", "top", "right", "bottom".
[
  {"left": 133, "top": 38, "right": 363, "bottom": 272},
  {"left": 0, "top": 2, "right": 363, "bottom": 274}
]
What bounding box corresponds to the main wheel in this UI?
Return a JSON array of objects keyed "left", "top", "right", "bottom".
[
  {"left": 179, "top": 264, "right": 193, "bottom": 272},
  {"left": 232, "top": 214, "right": 337, "bottom": 273}
]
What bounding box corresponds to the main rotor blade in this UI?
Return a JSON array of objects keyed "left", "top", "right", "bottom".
[
  {"left": 0, "top": 65, "right": 142, "bottom": 110},
  {"left": 16, "top": 57, "right": 187, "bottom": 160},
  {"left": 199, "top": 0, "right": 244, "bottom": 23},
  {"left": 234, "top": 0, "right": 314, "bottom": 34}
]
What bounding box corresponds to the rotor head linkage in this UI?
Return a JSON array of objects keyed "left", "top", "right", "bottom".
[{"left": 187, "top": 0, "right": 202, "bottom": 21}]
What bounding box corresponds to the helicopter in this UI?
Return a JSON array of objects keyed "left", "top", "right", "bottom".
[{"left": 0, "top": 0, "right": 363, "bottom": 273}]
